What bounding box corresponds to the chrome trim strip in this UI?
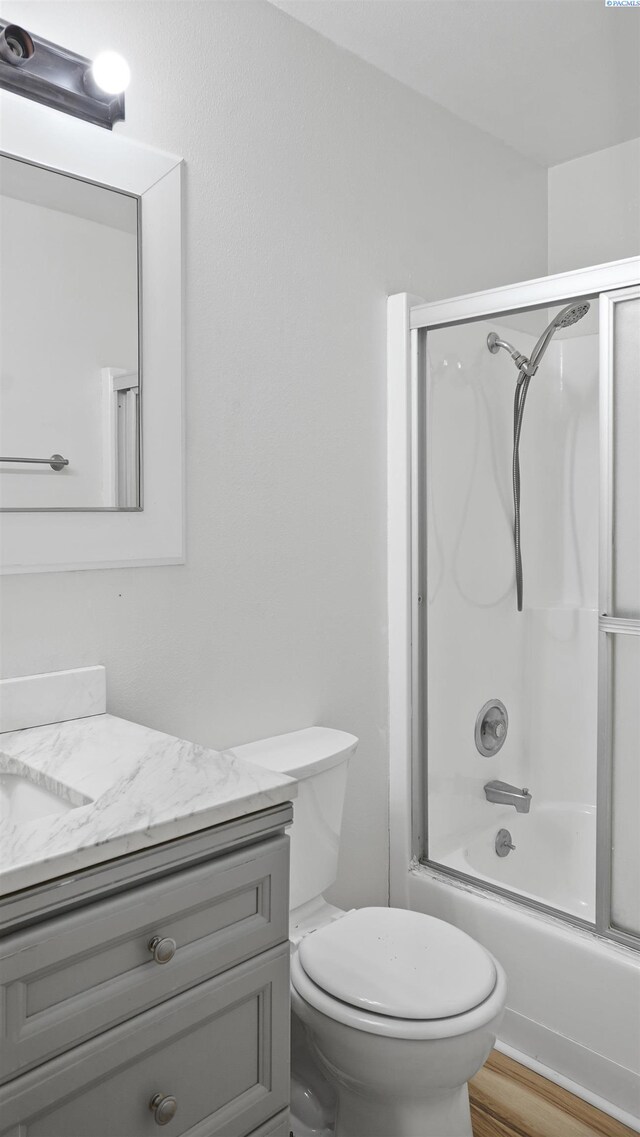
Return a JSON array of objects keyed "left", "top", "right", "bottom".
[
  {"left": 420, "top": 859, "right": 639, "bottom": 952},
  {"left": 411, "top": 327, "right": 426, "bottom": 862},
  {"left": 596, "top": 628, "right": 613, "bottom": 933},
  {"left": 599, "top": 617, "right": 640, "bottom": 636},
  {"left": 596, "top": 293, "right": 614, "bottom": 935},
  {"left": 599, "top": 292, "right": 615, "bottom": 621},
  {"left": 422, "top": 858, "right": 596, "bottom": 933}
]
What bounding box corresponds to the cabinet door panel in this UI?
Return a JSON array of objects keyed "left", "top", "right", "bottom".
[
  {"left": 0, "top": 947, "right": 289, "bottom": 1137},
  {"left": 248, "top": 1110, "right": 290, "bottom": 1137},
  {"left": 0, "top": 836, "right": 288, "bottom": 1079}
]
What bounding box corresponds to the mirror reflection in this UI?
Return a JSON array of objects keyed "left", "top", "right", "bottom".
[{"left": 0, "top": 156, "right": 140, "bottom": 510}]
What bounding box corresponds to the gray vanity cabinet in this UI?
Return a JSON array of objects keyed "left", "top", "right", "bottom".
[{"left": 0, "top": 804, "right": 292, "bottom": 1137}]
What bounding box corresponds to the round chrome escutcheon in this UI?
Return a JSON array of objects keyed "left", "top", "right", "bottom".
[{"left": 475, "top": 699, "right": 508, "bottom": 756}]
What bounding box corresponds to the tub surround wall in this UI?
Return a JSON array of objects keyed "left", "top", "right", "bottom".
[
  {"left": 0, "top": 0, "right": 548, "bottom": 911},
  {"left": 519, "top": 327, "right": 600, "bottom": 825},
  {"left": 425, "top": 318, "right": 529, "bottom": 858},
  {"left": 426, "top": 320, "right": 599, "bottom": 870},
  {"left": 522, "top": 609, "right": 598, "bottom": 810}
]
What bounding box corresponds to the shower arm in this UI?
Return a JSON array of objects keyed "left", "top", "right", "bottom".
[{"left": 486, "top": 333, "right": 531, "bottom": 375}]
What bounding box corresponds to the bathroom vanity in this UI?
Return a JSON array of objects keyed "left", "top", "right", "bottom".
[
  {"left": 0, "top": 811, "right": 292, "bottom": 1137},
  {"left": 0, "top": 672, "right": 296, "bottom": 1137}
]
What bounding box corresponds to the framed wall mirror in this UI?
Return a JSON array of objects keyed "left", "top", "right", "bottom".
[
  {"left": 0, "top": 92, "right": 183, "bottom": 572},
  {"left": 1, "top": 155, "right": 141, "bottom": 511}
]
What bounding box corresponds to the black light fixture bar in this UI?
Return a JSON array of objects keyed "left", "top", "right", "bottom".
[{"left": 0, "top": 19, "right": 124, "bottom": 129}]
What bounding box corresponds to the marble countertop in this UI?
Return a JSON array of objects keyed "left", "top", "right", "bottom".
[{"left": 0, "top": 713, "right": 296, "bottom": 897}]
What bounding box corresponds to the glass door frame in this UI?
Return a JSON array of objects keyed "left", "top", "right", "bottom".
[{"left": 596, "top": 286, "right": 640, "bottom": 950}]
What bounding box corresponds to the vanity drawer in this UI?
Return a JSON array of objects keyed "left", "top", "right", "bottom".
[
  {"left": 0, "top": 834, "right": 288, "bottom": 1080},
  {"left": 0, "top": 945, "right": 290, "bottom": 1137}
]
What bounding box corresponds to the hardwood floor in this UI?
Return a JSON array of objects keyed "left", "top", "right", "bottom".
[{"left": 469, "top": 1051, "right": 638, "bottom": 1137}]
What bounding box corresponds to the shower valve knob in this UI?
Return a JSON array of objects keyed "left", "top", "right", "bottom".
[{"left": 475, "top": 700, "right": 509, "bottom": 757}]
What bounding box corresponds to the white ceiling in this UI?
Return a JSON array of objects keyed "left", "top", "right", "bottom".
[{"left": 269, "top": 0, "right": 640, "bottom": 167}]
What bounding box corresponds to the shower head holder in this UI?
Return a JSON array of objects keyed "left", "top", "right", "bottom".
[{"left": 486, "top": 333, "right": 530, "bottom": 373}]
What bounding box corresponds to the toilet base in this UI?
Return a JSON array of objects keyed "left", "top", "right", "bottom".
[
  {"left": 289, "top": 1078, "right": 472, "bottom": 1137},
  {"left": 290, "top": 1011, "right": 337, "bottom": 1137},
  {"left": 291, "top": 999, "right": 497, "bottom": 1137},
  {"left": 333, "top": 1084, "right": 472, "bottom": 1137},
  {"left": 291, "top": 963, "right": 506, "bottom": 1137}
]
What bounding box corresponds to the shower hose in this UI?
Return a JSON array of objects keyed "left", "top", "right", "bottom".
[{"left": 512, "top": 368, "right": 532, "bottom": 612}]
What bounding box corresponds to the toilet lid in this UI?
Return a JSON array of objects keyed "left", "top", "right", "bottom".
[{"left": 297, "top": 907, "right": 497, "bottom": 1020}]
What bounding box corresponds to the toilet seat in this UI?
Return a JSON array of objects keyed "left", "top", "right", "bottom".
[
  {"left": 298, "top": 907, "right": 497, "bottom": 1019},
  {"left": 292, "top": 907, "right": 506, "bottom": 1041},
  {"left": 291, "top": 949, "right": 507, "bottom": 1041}
]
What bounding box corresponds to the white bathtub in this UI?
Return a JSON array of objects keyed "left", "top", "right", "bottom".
[
  {"left": 437, "top": 802, "right": 596, "bottom": 921},
  {"left": 406, "top": 863, "right": 640, "bottom": 1128}
]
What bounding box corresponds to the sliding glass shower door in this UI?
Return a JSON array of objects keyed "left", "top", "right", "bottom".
[
  {"left": 417, "top": 274, "right": 639, "bottom": 947},
  {"left": 599, "top": 287, "right": 640, "bottom": 942}
]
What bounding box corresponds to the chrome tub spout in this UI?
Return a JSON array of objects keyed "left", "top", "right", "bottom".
[{"left": 484, "top": 780, "right": 532, "bottom": 814}]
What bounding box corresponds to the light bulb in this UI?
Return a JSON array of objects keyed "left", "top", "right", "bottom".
[{"left": 91, "top": 51, "right": 130, "bottom": 95}]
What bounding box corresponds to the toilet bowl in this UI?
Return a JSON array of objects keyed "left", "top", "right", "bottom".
[
  {"left": 290, "top": 906, "right": 506, "bottom": 1137},
  {"left": 231, "top": 727, "right": 507, "bottom": 1137}
]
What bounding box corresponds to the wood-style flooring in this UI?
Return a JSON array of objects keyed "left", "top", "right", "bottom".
[{"left": 469, "top": 1051, "right": 638, "bottom": 1137}]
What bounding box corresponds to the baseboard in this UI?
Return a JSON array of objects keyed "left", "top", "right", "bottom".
[{"left": 497, "top": 1010, "right": 640, "bottom": 1132}]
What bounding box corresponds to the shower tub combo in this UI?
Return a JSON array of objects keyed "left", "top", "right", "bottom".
[{"left": 387, "top": 258, "right": 640, "bottom": 1129}]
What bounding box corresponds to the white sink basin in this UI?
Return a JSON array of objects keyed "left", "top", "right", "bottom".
[{"left": 0, "top": 758, "right": 92, "bottom": 826}]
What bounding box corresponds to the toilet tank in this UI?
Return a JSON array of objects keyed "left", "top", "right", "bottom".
[{"left": 230, "top": 727, "right": 358, "bottom": 910}]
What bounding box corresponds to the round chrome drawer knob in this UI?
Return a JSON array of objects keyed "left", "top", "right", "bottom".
[
  {"left": 148, "top": 936, "right": 177, "bottom": 964},
  {"left": 149, "top": 1093, "right": 178, "bottom": 1126}
]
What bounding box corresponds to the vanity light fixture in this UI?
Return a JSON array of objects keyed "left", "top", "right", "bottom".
[{"left": 0, "top": 18, "right": 126, "bottom": 128}]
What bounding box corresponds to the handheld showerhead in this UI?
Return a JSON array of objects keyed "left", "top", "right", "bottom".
[
  {"left": 552, "top": 302, "right": 590, "bottom": 330},
  {"left": 486, "top": 300, "right": 590, "bottom": 378},
  {"left": 527, "top": 300, "right": 590, "bottom": 374}
]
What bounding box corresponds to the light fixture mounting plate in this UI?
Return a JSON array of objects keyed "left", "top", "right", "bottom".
[{"left": 0, "top": 19, "right": 125, "bottom": 129}]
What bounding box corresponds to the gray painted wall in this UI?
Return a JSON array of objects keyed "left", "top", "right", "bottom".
[
  {"left": 0, "top": 0, "right": 547, "bottom": 908},
  {"left": 548, "top": 138, "right": 640, "bottom": 274}
]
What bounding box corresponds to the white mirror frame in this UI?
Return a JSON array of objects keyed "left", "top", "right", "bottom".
[{"left": 0, "top": 92, "right": 183, "bottom": 573}]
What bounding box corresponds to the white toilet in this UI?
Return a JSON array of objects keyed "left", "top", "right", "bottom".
[{"left": 233, "top": 727, "right": 507, "bottom": 1137}]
